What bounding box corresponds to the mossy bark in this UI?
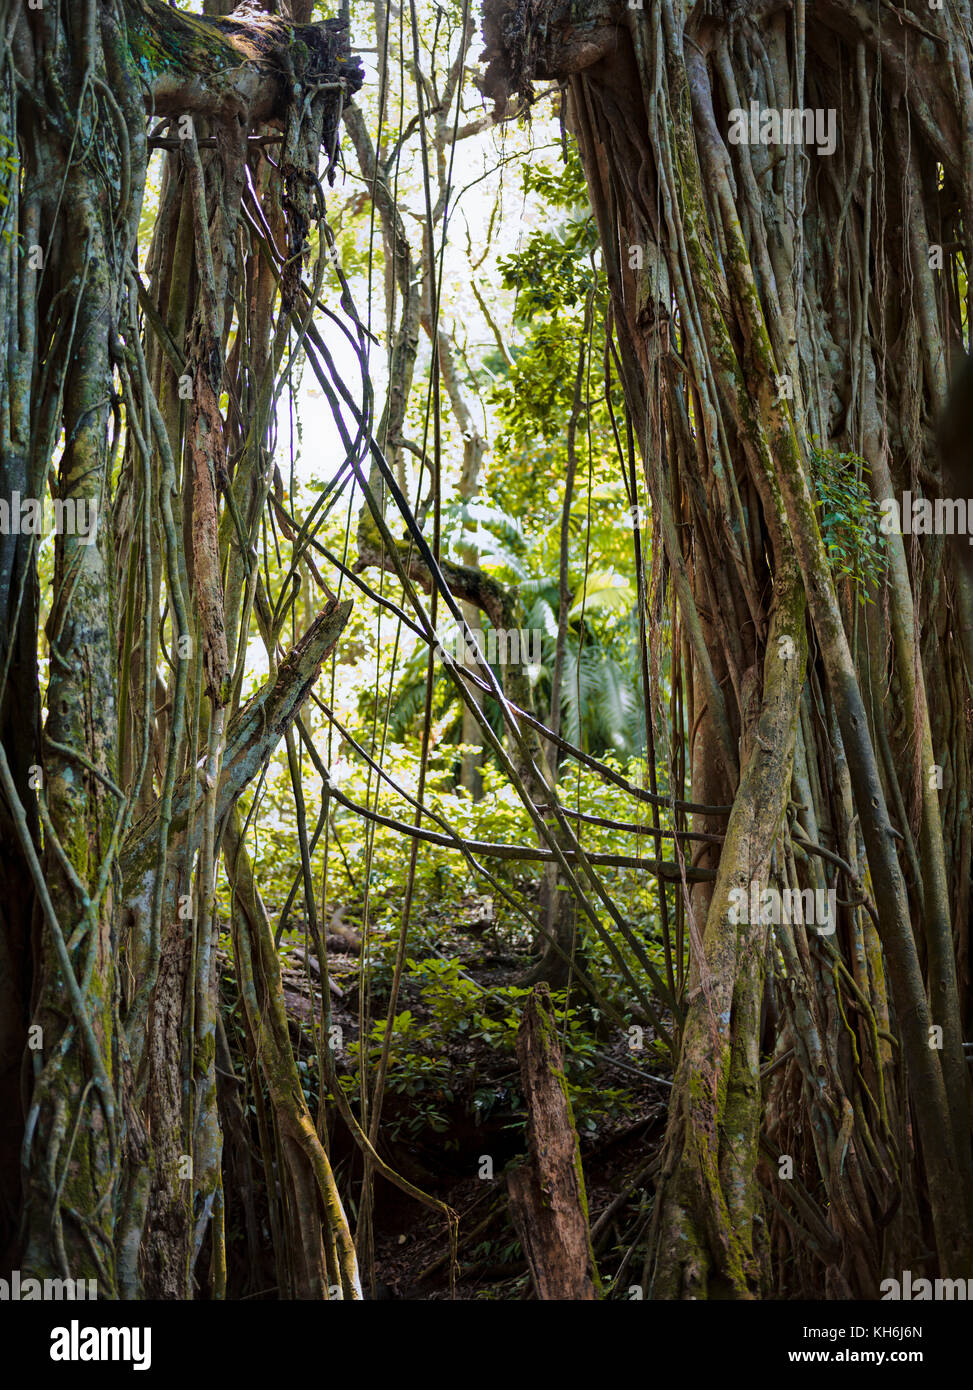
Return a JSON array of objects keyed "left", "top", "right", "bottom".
[
  {"left": 4, "top": 0, "right": 361, "bottom": 1295},
  {"left": 507, "top": 983, "right": 601, "bottom": 1299},
  {"left": 481, "top": 0, "right": 973, "bottom": 1293}
]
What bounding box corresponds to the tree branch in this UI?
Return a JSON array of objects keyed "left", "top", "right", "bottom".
[{"left": 127, "top": 0, "right": 363, "bottom": 122}]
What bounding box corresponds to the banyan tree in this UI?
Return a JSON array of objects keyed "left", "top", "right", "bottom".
[
  {"left": 481, "top": 0, "right": 973, "bottom": 1297},
  {"left": 0, "top": 0, "right": 367, "bottom": 1298},
  {"left": 1, "top": 0, "right": 972, "bottom": 1306}
]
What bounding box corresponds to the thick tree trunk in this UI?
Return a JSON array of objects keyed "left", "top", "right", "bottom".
[
  {"left": 482, "top": 0, "right": 973, "bottom": 1295},
  {"left": 1, "top": 0, "right": 361, "bottom": 1295}
]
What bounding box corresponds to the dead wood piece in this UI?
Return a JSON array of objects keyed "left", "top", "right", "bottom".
[{"left": 506, "top": 983, "right": 600, "bottom": 1300}]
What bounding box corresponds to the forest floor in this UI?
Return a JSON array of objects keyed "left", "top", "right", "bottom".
[{"left": 272, "top": 895, "right": 670, "bottom": 1300}]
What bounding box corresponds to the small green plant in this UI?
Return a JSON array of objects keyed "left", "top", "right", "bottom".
[
  {"left": 344, "top": 1010, "right": 458, "bottom": 1142},
  {"left": 0, "top": 135, "right": 18, "bottom": 244},
  {"left": 809, "top": 439, "right": 886, "bottom": 601}
]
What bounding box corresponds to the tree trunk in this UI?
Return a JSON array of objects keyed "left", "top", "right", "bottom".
[
  {"left": 482, "top": 0, "right": 973, "bottom": 1296},
  {"left": 507, "top": 983, "right": 600, "bottom": 1300},
  {"left": 1, "top": 0, "right": 362, "bottom": 1296}
]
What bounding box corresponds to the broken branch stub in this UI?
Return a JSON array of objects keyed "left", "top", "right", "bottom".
[{"left": 507, "top": 983, "right": 600, "bottom": 1300}]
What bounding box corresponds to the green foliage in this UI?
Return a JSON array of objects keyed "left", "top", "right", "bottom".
[
  {"left": 489, "top": 152, "right": 604, "bottom": 453},
  {"left": 342, "top": 946, "right": 636, "bottom": 1145},
  {"left": 496, "top": 150, "right": 597, "bottom": 320},
  {"left": 809, "top": 439, "right": 887, "bottom": 600},
  {"left": 347, "top": 1008, "right": 457, "bottom": 1139},
  {"left": 498, "top": 229, "right": 597, "bottom": 318},
  {"left": 0, "top": 135, "right": 18, "bottom": 244},
  {"left": 490, "top": 323, "right": 588, "bottom": 448},
  {"left": 217, "top": 120, "right": 662, "bottom": 1230},
  {"left": 520, "top": 144, "right": 591, "bottom": 209},
  {"left": 387, "top": 503, "right": 645, "bottom": 761}
]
